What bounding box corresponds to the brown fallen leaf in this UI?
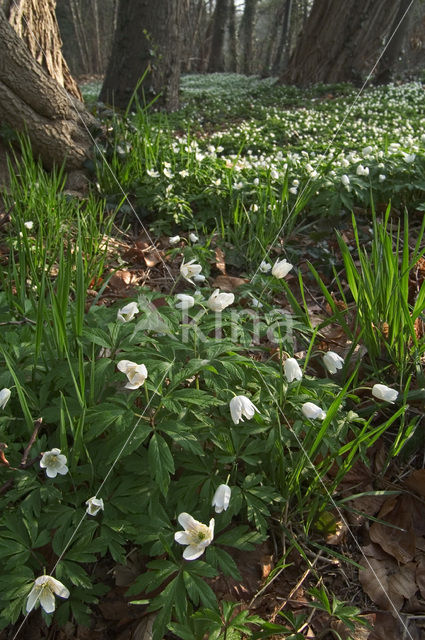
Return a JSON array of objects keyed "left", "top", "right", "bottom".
[
  {"left": 109, "top": 269, "right": 138, "bottom": 289},
  {"left": 368, "top": 611, "right": 422, "bottom": 640},
  {"left": 214, "top": 247, "right": 226, "bottom": 274},
  {"left": 405, "top": 469, "right": 425, "bottom": 499},
  {"left": 143, "top": 251, "right": 163, "bottom": 268},
  {"left": 416, "top": 556, "right": 425, "bottom": 600},
  {"left": 212, "top": 274, "right": 248, "bottom": 291},
  {"left": 370, "top": 494, "right": 416, "bottom": 563},
  {"left": 331, "top": 615, "right": 374, "bottom": 640},
  {"left": 359, "top": 553, "right": 416, "bottom": 612}
]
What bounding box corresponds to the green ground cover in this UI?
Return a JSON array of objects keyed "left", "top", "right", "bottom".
[{"left": 0, "top": 74, "right": 424, "bottom": 639}]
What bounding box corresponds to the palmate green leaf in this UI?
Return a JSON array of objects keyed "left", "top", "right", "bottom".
[
  {"left": 162, "top": 387, "right": 224, "bottom": 411},
  {"left": 183, "top": 571, "right": 218, "bottom": 610},
  {"left": 85, "top": 402, "right": 133, "bottom": 442},
  {"left": 206, "top": 546, "right": 241, "bottom": 580},
  {"left": 56, "top": 559, "right": 92, "bottom": 589},
  {"left": 147, "top": 574, "right": 181, "bottom": 640},
  {"left": 148, "top": 433, "right": 175, "bottom": 496},
  {"left": 167, "top": 621, "right": 198, "bottom": 640},
  {"left": 216, "top": 525, "right": 267, "bottom": 550},
  {"left": 82, "top": 327, "right": 112, "bottom": 348},
  {"left": 126, "top": 561, "right": 178, "bottom": 597}
]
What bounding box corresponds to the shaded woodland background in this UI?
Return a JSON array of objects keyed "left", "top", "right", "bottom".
[{"left": 56, "top": 0, "right": 425, "bottom": 84}]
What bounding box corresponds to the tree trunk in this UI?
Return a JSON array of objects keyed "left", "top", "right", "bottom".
[
  {"left": 227, "top": 0, "right": 237, "bottom": 72},
  {"left": 2, "top": 0, "right": 81, "bottom": 99},
  {"left": 208, "top": 0, "right": 228, "bottom": 72},
  {"left": 272, "top": 0, "right": 293, "bottom": 75},
  {"left": 0, "top": 7, "right": 95, "bottom": 170},
  {"left": 100, "top": 0, "right": 183, "bottom": 112},
  {"left": 374, "top": 0, "right": 412, "bottom": 84},
  {"left": 239, "top": 0, "right": 257, "bottom": 75},
  {"left": 281, "top": 0, "right": 402, "bottom": 86}
]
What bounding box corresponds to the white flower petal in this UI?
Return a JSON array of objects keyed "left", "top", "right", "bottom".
[
  {"left": 0, "top": 388, "right": 11, "bottom": 409},
  {"left": 174, "top": 531, "right": 192, "bottom": 545},
  {"left": 183, "top": 545, "right": 205, "bottom": 560},
  {"left": 178, "top": 512, "right": 198, "bottom": 530},
  {"left": 39, "top": 589, "right": 56, "bottom": 613},
  {"left": 26, "top": 585, "right": 40, "bottom": 612}
]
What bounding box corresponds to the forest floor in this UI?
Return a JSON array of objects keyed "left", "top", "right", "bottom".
[{"left": 1, "top": 74, "right": 425, "bottom": 640}]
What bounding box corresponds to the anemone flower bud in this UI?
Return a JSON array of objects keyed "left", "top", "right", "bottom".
[
  {"left": 117, "top": 360, "right": 148, "bottom": 389},
  {"left": 169, "top": 235, "right": 181, "bottom": 245},
  {"left": 229, "top": 395, "right": 259, "bottom": 425},
  {"left": 259, "top": 261, "right": 272, "bottom": 273},
  {"left": 323, "top": 351, "right": 344, "bottom": 374},
  {"left": 212, "top": 484, "right": 231, "bottom": 513},
  {"left": 207, "top": 289, "right": 234, "bottom": 312},
  {"left": 117, "top": 302, "right": 139, "bottom": 323},
  {"left": 174, "top": 512, "right": 214, "bottom": 560},
  {"left": 302, "top": 402, "right": 326, "bottom": 420},
  {"left": 284, "top": 358, "right": 302, "bottom": 382},
  {"left": 341, "top": 174, "right": 350, "bottom": 186},
  {"left": 272, "top": 258, "right": 293, "bottom": 279},
  {"left": 26, "top": 575, "right": 70, "bottom": 613},
  {"left": 175, "top": 293, "right": 195, "bottom": 309},
  {"left": 0, "top": 388, "right": 11, "bottom": 409},
  {"left": 180, "top": 259, "right": 202, "bottom": 285},
  {"left": 189, "top": 233, "right": 199, "bottom": 243},
  {"left": 372, "top": 384, "right": 398, "bottom": 404},
  {"left": 86, "top": 496, "right": 104, "bottom": 516}
]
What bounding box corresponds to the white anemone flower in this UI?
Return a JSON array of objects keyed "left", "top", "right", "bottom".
[
  {"left": 26, "top": 575, "right": 70, "bottom": 614},
  {"left": 212, "top": 484, "right": 231, "bottom": 513},
  {"left": 284, "top": 358, "right": 302, "bottom": 382},
  {"left": 117, "top": 360, "right": 148, "bottom": 389},
  {"left": 40, "top": 448, "right": 68, "bottom": 478},
  {"left": 24, "top": 220, "right": 34, "bottom": 230},
  {"left": 272, "top": 258, "right": 293, "bottom": 279},
  {"left": 372, "top": 384, "right": 398, "bottom": 404},
  {"left": 175, "top": 294, "right": 195, "bottom": 310},
  {"left": 207, "top": 289, "right": 235, "bottom": 312},
  {"left": 85, "top": 496, "right": 104, "bottom": 516},
  {"left": 302, "top": 402, "right": 326, "bottom": 420},
  {"left": 169, "top": 235, "right": 181, "bottom": 245},
  {"left": 189, "top": 233, "right": 199, "bottom": 243},
  {"left": 180, "top": 259, "right": 202, "bottom": 285},
  {"left": 0, "top": 388, "right": 11, "bottom": 409},
  {"left": 229, "top": 395, "right": 259, "bottom": 425},
  {"left": 117, "top": 302, "right": 139, "bottom": 323},
  {"left": 174, "top": 512, "right": 214, "bottom": 560},
  {"left": 259, "top": 261, "right": 272, "bottom": 273},
  {"left": 323, "top": 351, "right": 344, "bottom": 375}
]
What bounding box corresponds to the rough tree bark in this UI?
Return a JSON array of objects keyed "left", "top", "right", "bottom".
[
  {"left": 0, "top": 7, "right": 95, "bottom": 170},
  {"left": 281, "top": 0, "right": 403, "bottom": 86},
  {"left": 208, "top": 0, "right": 228, "bottom": 72},
  {"left": 2, "top": 0, "right": 81, "bottom": 99},
  {"left": 100, "top": 0, "right": 183, "bottom": 111},
  {"left": 374, "top": 0, "right": 412, "bottom": 84}
]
